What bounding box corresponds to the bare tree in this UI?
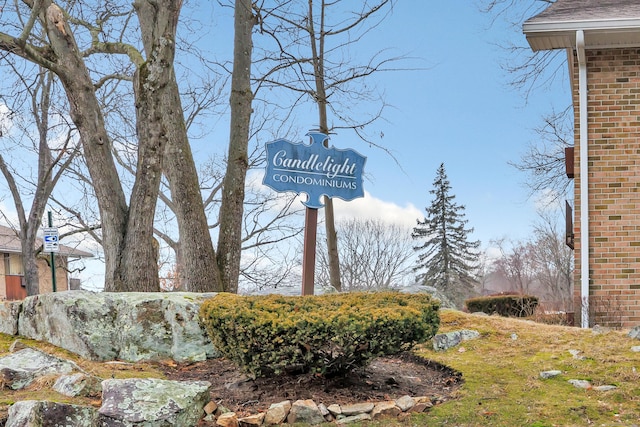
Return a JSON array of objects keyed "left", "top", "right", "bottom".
[
  {"left": 254, "top": 0, "right": 401, "bottom": 291},
  {"left": 479, "top": 0, "right": 563, "bottom": 97},
  {"left": 509, "top": 106, "right": 573, "bottom": 205},
  {"left": 194, "top": 149, "right": 306, "bottom": 292},
  {"left": 0, "top": 66, "right": 79, "bottom": 295},
  {"left": 316, "top": 218, "right": 415, "bottom": 291},
  {"left": 531, "top": 210, "right": 573, "bottom": 310},
  {"left": 490, "top": 238, "right": 537, "bottom": 295},
  {"left": 0, "top": 0, "right": 232, "bottom": 292},
  {"left": 216, "top": 0, "right": 256, "bottom": 293},
  {"left": 489, "top": 209, "right": 572, "bottom": 309},
  {"left": 480, "top": 0, "right": 573, "bottom": 203}
]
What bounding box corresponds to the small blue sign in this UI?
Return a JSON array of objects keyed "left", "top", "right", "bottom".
[{"left": 263, "top": 132, "right": 366, "bottom": 209}]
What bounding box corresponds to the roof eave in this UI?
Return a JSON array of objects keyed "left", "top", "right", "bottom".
[{"left": 524, "top": 19, "right": 640, "bottom": 51}]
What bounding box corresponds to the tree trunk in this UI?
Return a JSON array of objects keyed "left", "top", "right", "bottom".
[
  {"left": 41, "top": 0, "right": 130, "bottom": 291},
  {"left": 323, "top": 197, "right": 342, "bottom": 291},
  {"left": 216, "top": 0, "right": 255, "bottom": 293},
  {"left": 122, "top": 0, "right": 192, "bottom": 292},
  {"left": 0, "top": 0, "right": 233, "bottom": 293},
  {"left": 308, "top": 3, "right": 342, "bottom": 292},
  {"left": 21, "top": 225, "right": 41, "bottom": 296},
  {"left": 43, "top": 0, "right": 179, "bottom": 292},
  {"left": 22, "top": 249, "right": 40, "bottom": 296},
  {"left": 162, "top": 79, "right": 223, "bottom": 292}
]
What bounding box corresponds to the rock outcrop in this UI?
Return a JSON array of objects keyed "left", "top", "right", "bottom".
[
  {"left": 398, "top": 284, "right": 456, "bottom": 309},
  {"left": 0, "top": 345, "right": 212, "bottom": 426},
  {"left": 3, "top": 290, "right": 217, "bottom": 362}
]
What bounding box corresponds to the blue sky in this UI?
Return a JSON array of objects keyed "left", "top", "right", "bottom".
[
  {"left": 88, "top": 1, "right": 573, "bottom": 287},
  {"left": 319, "top": 1, "right": 572, "bottom": 248},
  {"left": 1, "top": 1, "right": 572, "bottom": 289},
  {"left": 180, "top": 0, "right": 571, "bottom": 252}
]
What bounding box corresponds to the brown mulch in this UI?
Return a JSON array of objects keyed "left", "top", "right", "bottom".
[{"left": 158, "top": 352, "right": 463, "bottom": 418}]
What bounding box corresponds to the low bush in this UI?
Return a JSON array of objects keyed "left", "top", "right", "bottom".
[
  {"left": 529, "top": 306, "right": 574, "bottom": 326},
  {"left": 465, "top": 294, "right": 538, "bottom": 317},
  {"left": 199, "top": 291, "right": 440, "bottom": 378}
]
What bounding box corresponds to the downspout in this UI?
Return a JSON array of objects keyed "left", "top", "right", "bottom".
[{"left": 576, "top": 30, "right": 589, "bottom": 328}]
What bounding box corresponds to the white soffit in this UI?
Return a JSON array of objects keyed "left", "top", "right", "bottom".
[{"left": 524, "top": 18, "right": 640, "bottom": 51}]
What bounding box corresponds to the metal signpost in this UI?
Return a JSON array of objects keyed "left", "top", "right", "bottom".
[
  {"left": 43, "top": 211, "right": 59, "bottom": 292},
  {"left": 263, "top": 131, "right": 366, "bottom": 295}
]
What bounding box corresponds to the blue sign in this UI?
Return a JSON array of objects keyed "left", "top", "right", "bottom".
[{"left": 263, "top": 132, "right": 366, "bottom": 209}]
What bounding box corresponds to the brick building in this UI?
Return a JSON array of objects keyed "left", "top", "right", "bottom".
[
  {"left": 524, "top": 0, "right": 640, "bottom": 327},
  {"left": 0, "top": 225, "right": 92, "bottom": 300}
]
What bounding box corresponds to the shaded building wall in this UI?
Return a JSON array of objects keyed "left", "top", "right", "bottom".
[
  {"left": 37, "top": 255, "right": 70, "bottom": 294},
  {"left": 0, "top": 252, "right": 70, "bottom": 300}
]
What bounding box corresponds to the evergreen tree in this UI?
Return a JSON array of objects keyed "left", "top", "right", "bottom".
[{"left": 413, "top": 163, "right": 480, "bottom": 307}]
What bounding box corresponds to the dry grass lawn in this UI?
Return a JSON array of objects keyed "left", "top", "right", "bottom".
[
  {"left": 415, "top": 310, "right": 640, "bottom": 427},
  {"left": 1, "top": 309, "right": 639, "bottom": 426}
]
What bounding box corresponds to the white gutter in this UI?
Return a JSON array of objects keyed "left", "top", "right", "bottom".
[
  {"left": 577, "top": 30, "right": 589, "bottom": 328},
  {"left": 524, "top": 18, "right": 640, "bottom": 34}
]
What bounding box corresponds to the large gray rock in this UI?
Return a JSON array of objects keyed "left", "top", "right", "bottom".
[
  {"left": 628, "top": 325, "right": 640, "bottom": 339},
  {"left": 17, "top": 291, "right": 217, "bottom": 362},
  {"left": 6, "top": 400, "right": 99, "bottom": 427},
  {"left": 98, "top": 378, "right": 211, "bottom": 426},
  {"left": 0, "top": 301, "right": 21, "bottom": 335},
  {"left": 0, "top": 348, "right": 76, "bottom": 390}
]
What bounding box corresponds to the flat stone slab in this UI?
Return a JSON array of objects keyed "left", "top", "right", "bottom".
[
  {"left": 540, "top": 370, "right": 562, "bottom": 379},
  {"left": 433, "top": 329, "right": 480, "bottom": 351},
  {"left": 0, "top": 348, "right": 75, "bottom": 390},
  {"left": 99, "top": 378, "right": 211, "bottom": 425}
]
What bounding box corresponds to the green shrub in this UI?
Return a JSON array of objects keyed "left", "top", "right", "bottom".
[
  {"left": 199, "top": 291, "right": 440, "bottom": 378},
  {"left": 465, "top": 294, "right": 538, "bottom": 317}
]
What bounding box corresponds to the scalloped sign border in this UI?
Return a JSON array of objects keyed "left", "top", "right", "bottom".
[{"left": 263, "top": 132, "right": 366, "bottom": 209}]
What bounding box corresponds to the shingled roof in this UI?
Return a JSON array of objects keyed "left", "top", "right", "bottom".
[
  {"left": 524, "top": 0, "right": 640, "bottom": 51},
  {"left": 0, "top": 225, "right": 93, "bottom": 258}
]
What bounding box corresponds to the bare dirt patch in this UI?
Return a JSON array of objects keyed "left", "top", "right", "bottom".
[{"left": 158, "top": 351, "right": 463, "bottom": 418}]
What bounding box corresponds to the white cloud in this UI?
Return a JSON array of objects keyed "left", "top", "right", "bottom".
[
  {"left": 329, "top": 191, "right": 422, "bottom": 229},
  {"left": 247, "top": 169, "right": 424, "bottom": 228},
  {"left": 247, "top": 169, "right": 423, "bottom": 229}
]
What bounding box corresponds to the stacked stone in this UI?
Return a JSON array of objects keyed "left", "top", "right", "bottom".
[{"left": 207, "top": 395, "right": 436, "bottom": 426}]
